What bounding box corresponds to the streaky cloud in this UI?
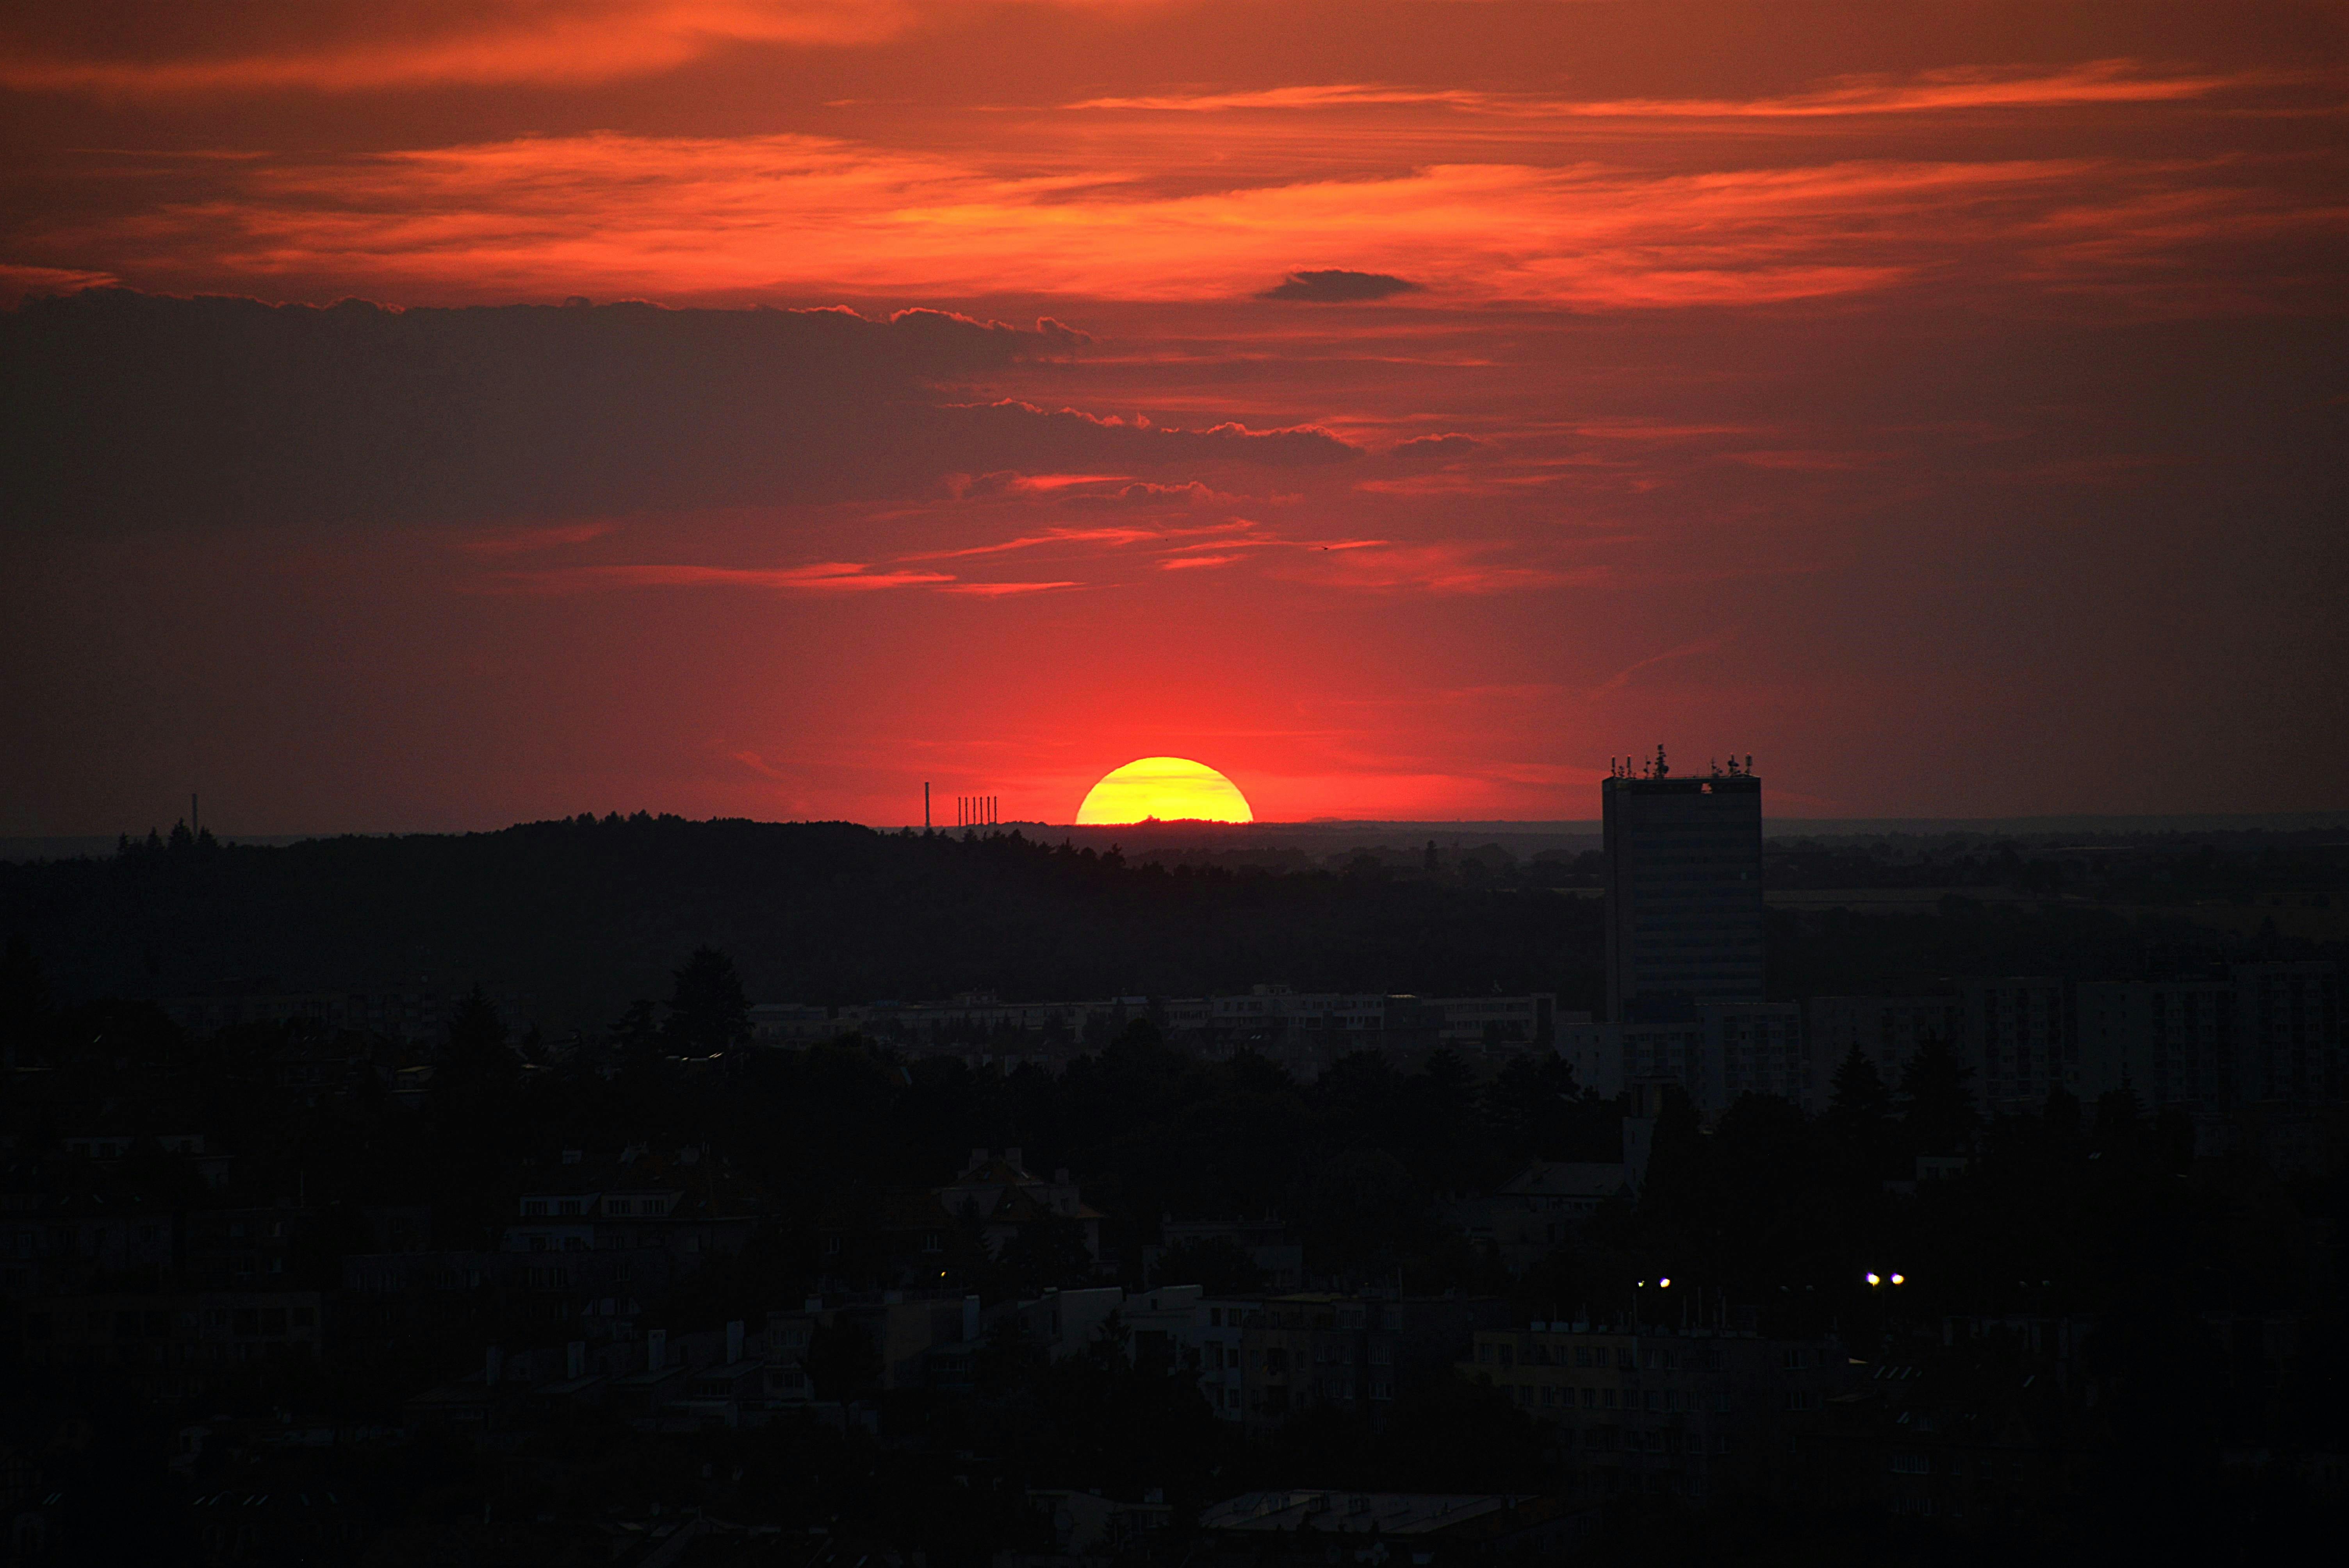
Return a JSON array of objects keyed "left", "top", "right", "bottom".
[{"left": 1258, "top": 270, "right": 1424, "bottom": 303}]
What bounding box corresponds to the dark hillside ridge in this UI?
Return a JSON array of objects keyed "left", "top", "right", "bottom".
[{"left": 0, "top": 816, "right": 1604, "bottom": 1033}]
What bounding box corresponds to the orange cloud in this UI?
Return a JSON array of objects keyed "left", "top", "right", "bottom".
[
  {"left": 937, "top": 580, "right": 1083, "bottom": 596},
  {"left": 454, "top": 520, "right": 619, "bottom": 555},
  {"left": 1275, "top": 540, "right": 1607, "bottom": 596},
  {"left": 905, "top": 524, "right": 1179, "bottom": 561},
  {"left": 490, "top": 561, "right": 953, "bottom": 593},
  {"left": 1594, "top": 632, "right": 1743, "bottom": 695},
  {"left": 41, "top": 127, "right": 2286, "bottom": 312},
  {"left": 0, "top": 2, "right": 918, "bottom": 95},
  {"left": 0, "top": 263, "right": 118, "bottom": 304},
  {"left": 1072, "top": 60, "right": 2307, "bottom": 120}
]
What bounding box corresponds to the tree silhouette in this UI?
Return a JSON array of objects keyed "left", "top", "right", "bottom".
[
  {"left": 998, "top": 1209, "right": 1096, "bottom": 1295},
  {"left": 439, "top": 985, "right": 517, "bottom": 1094},
  {"left": 1827, "top": 1046, "right": 1889, "bottom": 1121},
  {"left": 805, "top": 1316, "right": 881, "bottom": 1400},
  {"left": 0, "top": 934, "right": 52, "bottom": 1062},
  {"left": 664, "top": 946, "right": 750, "bottom": 1055},
  {"left": 608, "top": 997, "right": 662, "bottom": 1066},
  {"left": 1898, "top": 1034, "right": 1979, "bottom": 1156},
  {"left": 1150, "top": 1235, "right": 1267, "bottom": 1295}
]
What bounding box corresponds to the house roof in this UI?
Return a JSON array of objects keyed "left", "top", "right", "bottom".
[{"left": 1200, "top": 1492, "right": 1510, "bottom": 1536}]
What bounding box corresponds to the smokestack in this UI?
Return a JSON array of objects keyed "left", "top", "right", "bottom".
[{"left": 924, "top": 782, "right": 930, "bottom": 831}]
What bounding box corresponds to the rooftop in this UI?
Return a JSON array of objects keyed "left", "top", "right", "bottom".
[{"left": 1199, "top": 1492, "right": 1508, "bottom": 1536}]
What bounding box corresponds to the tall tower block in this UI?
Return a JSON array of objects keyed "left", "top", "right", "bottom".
[{"left": 1603, "top": 759, "right": 1764, "bottom": 1023}]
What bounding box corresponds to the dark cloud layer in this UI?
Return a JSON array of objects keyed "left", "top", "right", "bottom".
[
  {"left": 1258, "top": 270, "right": 1422, "bottom": 303},
  {"left": 0, "top": 290, "right": 1352, "bottom": 535}
]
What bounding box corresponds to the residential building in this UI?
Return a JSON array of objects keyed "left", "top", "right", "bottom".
[
  {"left": 1239, "top": 1294, "right": 1510, "bottom": 1429},
  {"left": 1557, "top": 1007, "right": 1802, "bottom": 1119},
  {"left": 1702, "top": 1001, "right": 1807, "bottom": 1110},
  {"left": 1616, "top": 1021, "right": 1707, "bottom": 1101},
  {"left": 1802, "top": 1319, "right": 2104, "bottom": 1525},
  {"left": 746, "top": 1003, "right": 836, "bottom": 1044},
  {"left": 2233, "top": 961, "right": 2340, "bottom": 1103},
  {"left": 1028, "top": 1489, "right": 1176, "bottom": 1557},
  {"left": 1556, "top": 1018, "right": 1626, "bottom": 1099},
  {"left": 1962, "top": 978, "right": 2072, "bottom": 1112},
  {"left": 1198, "top": 1492, "right": 1595, "bottom": 1556},
  {"left": 1145, "top": 1217, "right": 1303, "bottom": 1290},
  {"left": 0, "top": 1200, "right": 178, "bottom": 1297},
  {"left": 1420, "top": 994, "right": 1561, "bottom": 1050},
  {"left": 1445, "top": 1160, "right": 1637, "bottom": 1274},
  {"left": 502, "top": 1181, "right": 752, "bottom": 1304},
  {"left": 20, "top": 1290, "right": 325, "bottom": 1393},
  {"left": 1122, "top": 1283, "right": 1206, "bottom": 1370},
  {"left": 933, "top": 1147, "right": 1103, "bottom": 1261},
  {"left": 1013, "top": 1286, "right": 1125, "bottom": 1361},
  {"left": 1808, "top": 997, "right": 1964, "bottom": 1110},
  {"left": 183, "top": 1205, "right": 319, "bottom": 1290},
  {"left": 1192, "top": 1297, "right": 1256, "bottom": 1420},
  {"left": 1461, "top": 1320, "right": 1854, "bottom": 1502},
  {"left": 2073, "top": 962, "right": 2338, "bottom": 1110}
]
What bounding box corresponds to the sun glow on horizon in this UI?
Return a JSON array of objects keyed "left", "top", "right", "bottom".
[{"left": 1075, "top": 757, "right": 1253, "bottom": 825}]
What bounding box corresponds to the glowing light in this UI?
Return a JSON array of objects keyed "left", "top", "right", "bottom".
[
  {"left": 1658, "top": 1278, "right": 1671, "bottom": 1288},
  {"left": 1865, "top": 1272, "right": 1881, "bottom": 1285},
  {"left": 1075, "top": 757, "right": 1253, "bottom": 824},
  {"left": 1890, "top": 1273, "right": 1905, "bottom": 1285}
]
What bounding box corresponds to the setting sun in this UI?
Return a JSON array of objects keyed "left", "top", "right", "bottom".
[{"left": 1075, "top": 757, "right": 1254, "bottom": 825}]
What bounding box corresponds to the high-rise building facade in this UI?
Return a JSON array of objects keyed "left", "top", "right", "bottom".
[
  {"left": 1961, "top": 977, "right": 2074, "bottom": 1112},
  {"left": 2075, "top": 962, "right": 2339, "bottom": 1109},
  {"left": 1602, "top": 759, "right": 1764, "bottom": 1023},
  {"left": 2233, "top": 962, "right": 2341, "bottom": 1104}
]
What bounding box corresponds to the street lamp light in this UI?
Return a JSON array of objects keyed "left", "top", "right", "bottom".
[{"left": 1864, "top": 1270, "right": 1907, "bottom": 1343}]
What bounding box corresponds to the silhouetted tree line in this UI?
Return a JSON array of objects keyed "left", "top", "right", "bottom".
[{"left": 0, "top": 816, "right": 1609, "bottom": 1028}]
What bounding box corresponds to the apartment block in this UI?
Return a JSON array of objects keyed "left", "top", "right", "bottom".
[{"left": 1461, "top": 1321, "right": 1853, "bottom": 1503}]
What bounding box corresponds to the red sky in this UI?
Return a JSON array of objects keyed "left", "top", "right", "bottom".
[{"left": 2, "top": 1, "right": 2344, "bottom": 830}]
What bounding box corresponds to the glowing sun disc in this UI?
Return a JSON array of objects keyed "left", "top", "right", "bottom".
[{"left": 1076, "top": 757, "right": 1253, "bottom": 824}]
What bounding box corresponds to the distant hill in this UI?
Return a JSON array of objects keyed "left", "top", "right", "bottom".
[{"left": 0, "top": 816, "right": 1605, "bottom": 1035}]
